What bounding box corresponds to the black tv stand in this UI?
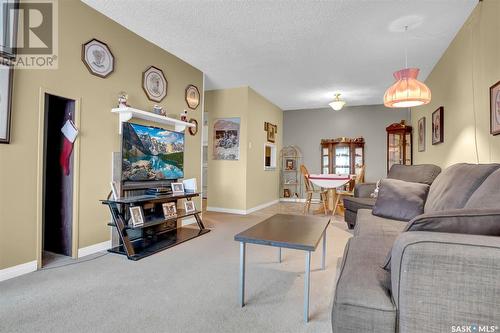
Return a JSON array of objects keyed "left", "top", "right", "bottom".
[{"left": 101, "top": 192, "right": 209, "bottom": 260}]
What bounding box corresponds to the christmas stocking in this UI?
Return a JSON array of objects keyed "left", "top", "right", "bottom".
[{"left": 60, "top": 119, "right": 79, "bottom": 176}]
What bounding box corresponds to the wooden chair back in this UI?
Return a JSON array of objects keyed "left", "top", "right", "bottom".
[
  {"left": 356, "top": 165, "right": 366, "bottom": 184},
  {"left": 300, "top": 164, "right": 313, "bottom": 192}
]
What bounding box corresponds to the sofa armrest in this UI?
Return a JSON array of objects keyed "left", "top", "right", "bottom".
[
  {"left": 354, "top": 183, "right": 376, "bottom": 198},
  {"left": 391, "top": 232, "right": 500, "bottom": 332}
]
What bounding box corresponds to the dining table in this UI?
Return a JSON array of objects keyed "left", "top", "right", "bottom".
[{"left": 308, "top": 174, "right": 353, "bottom": 215}]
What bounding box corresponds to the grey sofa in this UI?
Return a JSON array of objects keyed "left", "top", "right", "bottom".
[
  {"left": 332, "top": 163, "right": 500, "bottom": 332},
  {"left": 343, "top": 164, "right": 442, "bottom": 229}
]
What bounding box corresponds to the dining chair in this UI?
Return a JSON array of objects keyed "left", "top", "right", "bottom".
[
  {"left": 300, "top": 165, "right": 328, "bottom": 215},
  {"left": 333, "top": 165, "right": 366, "bottom": 216}
]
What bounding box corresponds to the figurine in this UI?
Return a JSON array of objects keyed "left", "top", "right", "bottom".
[
  {"left": 152, "top": 105, "right": 163, "bottom": 115},
  {"left": 117, "top": 91, "right": 129, "bottom": 108},
  {"left": 180, "top": 110, "right": 188, "bottom": 122}
]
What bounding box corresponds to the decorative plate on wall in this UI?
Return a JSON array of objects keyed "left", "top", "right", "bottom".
[
  {"left": 185, "top": 84, "right": 200, "bottom": 110},
  {"left": 143, "top": 66, "right": 168, "bottom": 102},
  {"left": 188, "top": 118, "right": 198, "bottom": 136},
  {"left": 82, "top": 39, "right": 114, "bottom": 78}
]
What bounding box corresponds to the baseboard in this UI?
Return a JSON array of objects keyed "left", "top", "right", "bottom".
[
  {"left": 207, "top": 199, "right": 279, "bottom": 215},
  {"left": 0, "top": 260, "right": 37, "bottom": 282},
  {"left": 280, "top": 198, "right": 306, "bottom": 203},
  {"left": 77, "top": 240, "right": 111, "bottom": 258}
]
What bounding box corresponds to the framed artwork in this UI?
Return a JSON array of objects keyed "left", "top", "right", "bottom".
[
  {"left": 0, "top": 62, "right": 13, "bottom": 143},
  {"left": 171, "top": 182, "right": 185, "bottom": 195},
  {"left": 81, "top": 39, "right": 115, "bottom": 78},
  {"left": 432, "top": 107, "right": 444, "bottom": 145},
  {"left": 188, "top": 118, "right": 198, "bottom": 136},
  {"left": 162, "top": 202, "right": 177, "bottom": 219},
  {"left": 418, "top": 117, "right": 426, "bottom": 152},
  {"left": 285, "top": 159, "right": 295, "bottom": 170},
  {"left": 185, "top": 85, "right": 200, "bottom": 110},
  {"left": 265, "top": 122, "right": 277, "bottom": 143},
  {"left": 0, "top": 0, "right": 18, "bottom": 59},
  {"left": 213, "top": 117, "right": 240, "bottom": 160},
  {"left": 184, "top": 200, "right": 196, "bottom": 213},
  {"left": 129, "top": 206, "right": 145, "bottom": 227},
  {"left": 283, "top": 189, "right": 291, "bottom": 198},
  {"left": 490, "top": 81, "right": 500, "bottom": 135},
  {"left": 143, "top": 66, "right": 167, "bottom": 102}
]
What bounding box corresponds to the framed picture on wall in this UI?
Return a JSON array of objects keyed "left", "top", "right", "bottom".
[
  {"left": 143, "top": 66, "right": 168, "bottom": 102},
  {"left": 81, "top": 39, "right": 115, "bottom": 78},
  {"left": 432, "top": 107, "right": 444, "bottom": 145},
  {"left": 0, "top": 0, "right": 18, "bottom": 59},
  {"left": 213, "top": 117, "right": 240, "bottom": 160},
  {"left": 0, "top": 62, "right": 13, "bottom": 143},
  {"left": 418, "top": 117, "right": 426, "bottom": 152},
  {"left": 490, "top": 80, "right": 500, "bottom": 136}
]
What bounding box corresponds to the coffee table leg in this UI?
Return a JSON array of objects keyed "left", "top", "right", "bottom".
[
  {"left": 278, "top": 247, "right": 281, "bottom": 263},
  {"left": 322, "top": 231, "right": 326, "bottom": 270},
  {"left": 240, "top": 242, "right": 246, "bottom": 307},
  {"left": 304, "top": 251, "right": 311, "bottom": 323}
]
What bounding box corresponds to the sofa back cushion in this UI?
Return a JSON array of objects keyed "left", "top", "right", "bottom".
[
  {"left": 424, "top": 163, "right": 500, "bottom": 213},
  {"left": 465, "top": 168, "right": 500, "bottom": 209},
  {"left": 372, "top": 179, "right": 430, "bottom": 222},
  {"left": 387, "top": 164, "right": 441, "bottom": 185}
]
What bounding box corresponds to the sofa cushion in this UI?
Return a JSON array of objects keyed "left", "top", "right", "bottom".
[
  {"left": 425, "top": 163, "right": 500, "bottom": 213},
  {"left": 354, "top": 209, "right": 406, "bottom": 243},
  {"left": 465, "top": 168, "right": 500, "bottom": 209},
  {"left": 372, "top": 179, "right": 430, "bottom": 222},
  {"left": 332, "top": 237, "right": 396, "bottom": 332},
  {"left": 387, "top": 164, "right": 441, "bottom": 185},
  {"left": 343, "top": 197, "right": 376, "bottom": 212}
]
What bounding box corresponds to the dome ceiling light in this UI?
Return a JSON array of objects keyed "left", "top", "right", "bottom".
[{"left": 329, "top": 93, "right": 346, "bottom": 111}]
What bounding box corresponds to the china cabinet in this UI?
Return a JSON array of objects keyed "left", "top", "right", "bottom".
[
  {"left": 386, "top": 120, "right": 413, "bottom": 173},
  {"left": 320, "top": 137, "right": 365, "bottom": 176}
]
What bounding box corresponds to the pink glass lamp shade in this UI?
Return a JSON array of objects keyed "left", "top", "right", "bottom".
[{"left": 384, "top": 68, "right": 431, "bottom": 108}]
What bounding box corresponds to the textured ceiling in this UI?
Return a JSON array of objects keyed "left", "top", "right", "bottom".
[{"left": 83, "top": 0, "right": 477, "bottom": 110}]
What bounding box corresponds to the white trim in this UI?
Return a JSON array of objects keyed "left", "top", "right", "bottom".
[
  {"left": 0, "top": 260, "right": 37, "bottom": 282},
  {"left": 77, "top": 240, "right": 111, "bottom": 258},
  {"left": 280, "top": 198, "right": 306, "bottom": 203},
  {"left": 207, "top": 199, "right": 279, "bottom": 215}
]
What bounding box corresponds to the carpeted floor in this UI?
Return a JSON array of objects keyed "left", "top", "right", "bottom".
[{"left": 0, "top": 203, "right": 352, "bottom": 333}]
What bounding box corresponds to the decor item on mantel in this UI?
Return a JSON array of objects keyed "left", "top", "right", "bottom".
[
  {"left": 185, "top": 84, "right": 200, "bottom": 110},
  {"left": 142, "top": 66, "right": 167, "bottom": 102},
  {"left": 329, "top": 93, "right": 346, "bottom": 111},
  {"left": 117, "top": 91, "right": 129, "bottom": 108},
  {"left": 418, "top": 117, "right": 426, "bottom": 152},
  {"left": 490, "top": 80, "right": 500, "bottom": 135},
  {"left": 180, "top": 110, "right": 188, "bottom": 122},
  {"left": 82, "top": 39, "right": 115, "bottom": 78},
  {"left": 386, "top": 120, "right": 412, "bottom": 172},
  {"left": 432, "top": 106, "right": 444, "bottom": 145},
  {"left": 213, "top": 117, "right": 240, "bottom": 160},
  {"left": 384, "top": 26, "right": 431, "bottom": 108},
  {"left": 0, "top": 61, "right": 13, "bottom": 143}
]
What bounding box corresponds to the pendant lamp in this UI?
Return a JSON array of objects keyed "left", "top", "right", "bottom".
[
  {"left": 384, "top": 26, "right": 431, "bottom": 108},
  {"left": 329, "top": 93, "right": 346, "bottom": 111}
]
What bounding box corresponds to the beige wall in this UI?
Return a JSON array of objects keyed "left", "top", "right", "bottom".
[
  {"left": 205, "top": 87, "right": 282, "bottom": 212},
  {"left": 412, "top": 0, "right": 500, "bottom": 167},
  {"left": 246, "top": 88, "right": 282, "bottom": 208},
  {"left": 0, "top": 0, "right": 203, "bottom": 270}
]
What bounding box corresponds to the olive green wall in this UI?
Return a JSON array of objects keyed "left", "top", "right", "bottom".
[
  {"left": 205, "top": 87, "right": 282, "bottom": 212},
  {"left": 0, "top": 0, "right": 203, "bottom": 270},
  {"left": 411, "top": 0, "right": 500, "bottom": 167}
]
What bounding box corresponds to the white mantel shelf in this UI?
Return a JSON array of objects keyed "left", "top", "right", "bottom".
[{"left": 111, "top": 107, "right": 195, "bottom": 133}]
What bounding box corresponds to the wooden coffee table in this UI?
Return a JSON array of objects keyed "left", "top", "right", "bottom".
[{"left": 234, "top": 214, "right": 330, "bottom": 322}]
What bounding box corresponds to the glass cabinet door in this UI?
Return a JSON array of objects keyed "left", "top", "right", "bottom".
[
  {"left": 321, "top": 147, "right": 329, "bottom": 174},
  {"left": 404, "top": 132, "right": 412, "bottom": 165},
  {"left": 388, "top": 132, "right": 403, "bottom": 171},
  {"left": 354, "top": 146, "right": 363, "bottom": 175},
  {"left": 335, "top": 145, "right": 350, "bottom": 175}
]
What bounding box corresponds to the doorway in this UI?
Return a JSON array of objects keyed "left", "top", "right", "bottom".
[{"left": 41, "top": 94, "right": 76, "bottom": 266}]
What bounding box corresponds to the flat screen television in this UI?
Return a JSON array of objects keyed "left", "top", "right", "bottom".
[{"left": 122, "top": 122, "right": 184, "bottom": 181}]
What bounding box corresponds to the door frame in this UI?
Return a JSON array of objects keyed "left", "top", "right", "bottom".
[{"left": 36, "top": 87, "right": 81, "bottom": 268}]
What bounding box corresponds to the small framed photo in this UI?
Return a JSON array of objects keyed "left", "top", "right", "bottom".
[
  {"left": 283, "top": 189, "right": 291, "bottom": 198},
  {"left": 285, "top": 159, "right": 295, "bottom": 170},
  {"left": 162, "top": 202, "right": 177, "bottom": 219},
  {"left": 184, "top": 200, "right": 196, "bottom": 213},
  {"left": 490, "top": 80, "right": 500, "bottom": 135},
  {"left": 432, "top": 106, "right": 444, "bottom": 145},
  {"left": 418, "top": 117, "right": 426, "bottom": 152},
  {"left": 171, "top": 182, "right": 185, "bottom": 195},
  {"left": 129, "top": 206, "right": 145, "bottom": 227}
]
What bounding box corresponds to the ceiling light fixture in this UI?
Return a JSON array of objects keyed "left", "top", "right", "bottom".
[
  {"left": 329, "top": 93, "right": 346, "bottom": 111},
  {"left": 384, "top": 26, "right": 431, "bottom": 108}
]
